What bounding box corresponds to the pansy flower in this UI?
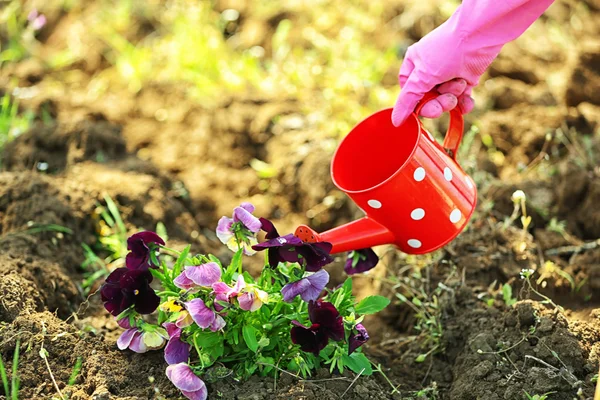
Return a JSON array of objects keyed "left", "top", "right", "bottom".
[
  {"left": 125, "top": 231, "right": 165, "bottom": 271},
  {"left": 174, "top": 262, "right": 222, "bottom": 290},
  {"left": 166, "top": 363, "right": 208, "bottom": 400},
  {"left": 281, "top": 269, "right": 329, "bottom": 302},
  {"left": 252, "top": 218, "right": 334, "bottom": 271},
  {"left": 216, "top": 203, "right": 262, "bottom": 255},
  {"left": 348, "top": 323, "right": 369, "bottom": 355},
  {"left": 117, "top": 326, "right": 168, "bottom": 353},
  {"left": 290, "top": 300, "right": 344, "bottom": 355},
  {"left": 212, "top": 276, "right": 245, "bottom": 311},
  {"left": 238, "top": 286, "right": 269, "bottom": 312},
  {"left": 100, "top": 268, "right": 160, "bottom": 316},
  {"left": 344, "top": 248, "right": 379, "bottom": 275},
  {"left": 163, "top": 323, "right": 191, "bottom": 365}
]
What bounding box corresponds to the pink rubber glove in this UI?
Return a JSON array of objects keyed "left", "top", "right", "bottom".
[{"left": 391, "top": 0, "right": 555, "bottom": 127}]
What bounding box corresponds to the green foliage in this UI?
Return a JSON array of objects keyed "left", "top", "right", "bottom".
[{"left": 0, "top": 339, "right": 21, "bottom": 400}]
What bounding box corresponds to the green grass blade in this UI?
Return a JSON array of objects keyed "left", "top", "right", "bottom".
[
  {"left": 68, "top": 357, "right": 83, "bottom": 386},
  {"left": 0, "top": 352, "right": 9, "bottom": 398},
  {"left": 11, "top": 339, "right": 19, "bottom": 400},
  {"left": 103, "top": 195, "right": 126, "bottom": 234}
]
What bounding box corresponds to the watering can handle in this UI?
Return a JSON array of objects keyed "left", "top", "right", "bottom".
[{"left": 414, "top": 90, "right": 465, "bottom": 161}]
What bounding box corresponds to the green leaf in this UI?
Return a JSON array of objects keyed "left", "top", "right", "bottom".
[
  {"left": 412, "top": 297, "right": 422, "bottom": 307},
  {"left": 195, "top": 331, "right": 222, "bottom": 348},
  {"left": 342, "top": 277, "right": 353, "bottom": 293},
  {"left": 355, "top": 296, "right": 390, "bottom": 315},
  {"left": 224, "top": 249, "right": 243, "bottom": 282},
  {"left": 342, "top": 352, "right": 373, "bottom": 375},
  {"left": 415, "top": 354, "right": 427, "bottom": 363},
  {"left": 243, "top": 326, "right": 259, "bottom": 353},
  {"left": 173, "top": 245, "right": 191, "bottom": 279}
]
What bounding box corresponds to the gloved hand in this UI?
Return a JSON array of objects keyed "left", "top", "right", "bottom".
[{"left": 391, "top": 0, "right": 555, "bottom": 127}]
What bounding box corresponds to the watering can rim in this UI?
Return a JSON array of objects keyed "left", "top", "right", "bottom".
[{"left": 330, "top": 107, "right": 421, "bottom": 195}]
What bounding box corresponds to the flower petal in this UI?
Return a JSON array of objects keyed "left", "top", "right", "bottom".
[
  {"left": 117, "top": 317, "right": 132, "bottom": 329},
  {"left": 165, "top": 337, "right": 191, "bottom": 365},
  {"left": 300, "top": 269, "right": 329, "bottom": 302},
  {"left": 128, "top": 231, "right": 165, "bottom": 249},
  {"left": 344, "top": 248, "right": 379, "bottom": 275},
  {"left": 184, "top": 263, "right": 222, "bottom": 287},
  {"left": 185, "top": 299, "right": 215, "bottom": 329},
  {"left": 176, "top": 311, "right": 194, "bottom": 328},
  {"left": 125, "top": 252, "right": 150, "bottom": 271},
  {"left": 163, "top": 322, "right": 181, "bottom": 339},
  {"left": 181, "top": 385, "right": 208, "bottom": 400},
  {"left": 237, "top": 292, "right": 254, "bottom": 311},
  {"left": 128, "top": 331, "right": 148, "bottom": 353},
  {"left": 143, "top": 331, "right": 166, "bottom": 349},
  {"left": 297, "top": 242, "right": 334, "bottom": 272},
  {"left": 174, "top": 271, "right": 196, "bottom": 290},
  {"left": 134, "top": 286, "right": 160, "bottom": 315},
  {"left": 291, "top": 325, "right": 329, "bottom": 355},
  {"left": 281, "top": 278, "right": 311, "bottom": 302},
  {"left": 258, "top": 217, "right": 279, "bottom": 239},
  {"left": 308, "top": 300, "right": 344, "bottom": 342},
  {"left": 348, "top": 323, "right": 370, "bottom": 355},
  {"left": 233, "top": 206, "right": 262, "bottom": 233},
  {"left": 117, "top": 328, "right": 138, "bottom": 350},
  {"left": 166, "top": 363, "right": 203, "bottom": 392},
  {"left": 239, "top": 202, "right": 255, "bottom": 213},
  {"left": 209, "top": 315, "right": 226, "bottom": 332},
  {"left": 216, "top": 217, "right": 234, "bottom": 244}
]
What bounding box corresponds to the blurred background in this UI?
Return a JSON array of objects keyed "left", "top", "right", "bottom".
[{"left": 1, "top": 0, "right": 600, "bottom": 398}]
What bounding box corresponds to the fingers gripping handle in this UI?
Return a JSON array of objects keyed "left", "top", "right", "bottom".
[{"left": 414, "top": 91, "right": 465, "bottom": 161}]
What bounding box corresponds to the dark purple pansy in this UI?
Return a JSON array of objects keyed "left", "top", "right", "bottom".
[
  {"left": 348, "top": 323, "right": 370, "bottom": 355},
  {"left": 252, "top": 218, "right": 334, "bottom": 271},
  {"left": 100, "top": 267, "right": 160, "bottom": 316},
  {"left": 125, "top": 231, "right": 165, "bottom": 271},
  {"left": 344, "top": 248, "right": 379, "bottom": 275},
  {"left": 290, "top": 300, "right": 344, "bottom": 355}
]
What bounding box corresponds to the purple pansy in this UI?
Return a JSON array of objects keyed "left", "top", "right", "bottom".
[
  {"left": 116, "top": 316, "right": 132, "bottom": 329},
  {"left": 117, "top": 328, "right": 146, "bottom": 353},
  {"left": 216, "top": 203, "right": 261, "bottom": 255},
  {"left": 348, "top": 323, "right": 370, "bottom": 355},
  {"left": 344, "top": 248, "right": 379, "bottom": 275},
  {"left": 125, "top": 231, "right": 165, "bottom": 271},
  {"left": 100, "top": 268, "right": 160, "bottom": 316},
  {"left": 252, "top": 218, "right": 334, "bottom": 271},
  {"left": 185, "top": 298, "right": 226, "bottom": 331},
  {"left": 166, "top": 363, "right": 208, "bottom": 400},
  {"left": 164, "top": 323, "right": 191, "bottom": 365},
  {"left": 212, "top": 277, "right": 245, "bottom": 311},
  {"left": 281, "top": 269, "right": 329, "bottom": 302},
  {"left": 290, "top": 300, "right": 344, "bottom": 355},
  {"left": 174, "top": 262, "right": 222, "bottom": 290},
  {"left": 116, "top": 327, "right": 167, "bottom": 353}
]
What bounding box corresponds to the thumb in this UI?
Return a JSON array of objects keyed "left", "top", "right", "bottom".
[{"left": 391, "top": 70, "right": 434, "bottom": 127}]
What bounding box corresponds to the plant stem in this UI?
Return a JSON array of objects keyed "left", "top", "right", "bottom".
[{"left": 11, "top": 339, "right": 19, "bottom": 400}]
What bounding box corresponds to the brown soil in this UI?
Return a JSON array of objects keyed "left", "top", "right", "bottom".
[{"left": 1, "top": 0, "right": 600, "bottom": 399}]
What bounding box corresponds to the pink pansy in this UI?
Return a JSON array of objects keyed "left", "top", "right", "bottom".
[
  {"left": 174, "top": 262, "right": 222, "bottom": 290},
  {"left": 166, "top": 363, "right": 207, "bottom": 400}
]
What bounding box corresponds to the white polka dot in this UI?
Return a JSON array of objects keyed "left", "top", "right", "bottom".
[
  {"left": 449, "top": 209, "right": 462, "bottom": 223},
  {"left": 466, "top": 178, "right": 474, "bottom": 189},
  {"left": 367, "top": 199, "right": 382, "bottom": 209},
  {"left": 413, "top": 167, "right": 426, "bottom": 182},
  {"left": 444, "top": 167, "right": 453, "bottom": 181},
  {"left": 408, "top": 239, "right": 422, "bottom": 249},
  {"left": 410, "top": 208, "right": 425, "bottom": 220},
  {"left": 427, "top": 131, "right": 435, "bottom": 142}
]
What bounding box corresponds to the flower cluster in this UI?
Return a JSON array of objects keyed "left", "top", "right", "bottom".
[{"left": 99, "top": 203, "right": 388, "bottom": 400}]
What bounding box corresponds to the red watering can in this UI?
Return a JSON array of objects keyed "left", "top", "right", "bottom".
[{"left": 295, "top": 91, "right": 477, "bottom": 255}]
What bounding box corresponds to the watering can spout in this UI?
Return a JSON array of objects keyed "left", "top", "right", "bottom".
[{"left": 295, "top": 217, "right": 395, "bottom": 254}]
